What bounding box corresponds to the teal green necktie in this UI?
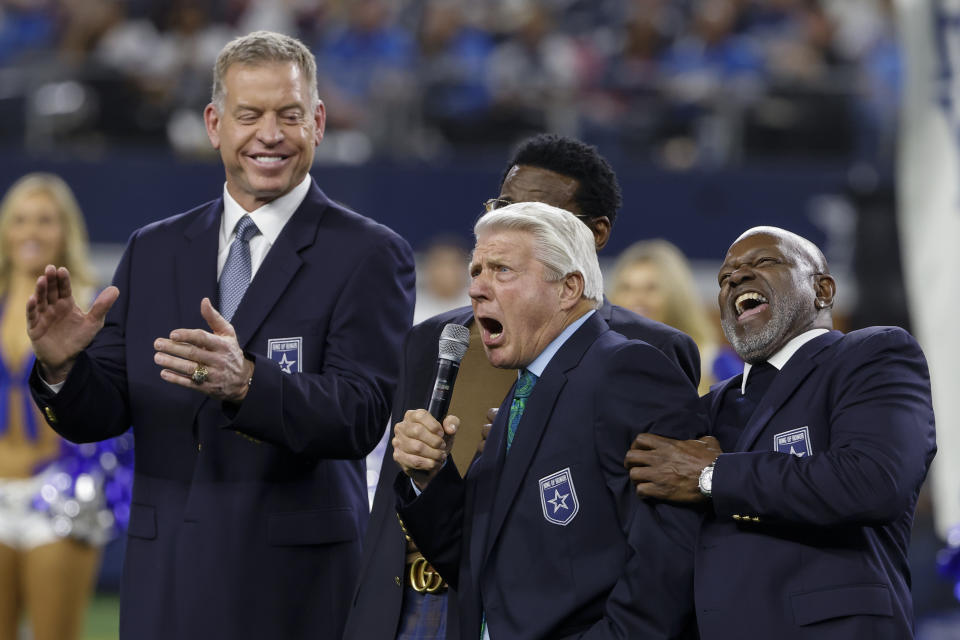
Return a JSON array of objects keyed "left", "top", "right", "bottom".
[{"left": 506, "top": 370, "right": 537, "bottom": 452}]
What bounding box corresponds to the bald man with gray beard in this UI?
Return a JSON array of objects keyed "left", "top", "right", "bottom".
[{"left": 625, "top": 226, "right": 936, "bottom": 639}]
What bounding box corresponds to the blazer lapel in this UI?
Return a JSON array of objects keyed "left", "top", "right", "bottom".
[
  {"left": 480, "top": 313, "right": 608, "bottom": 565},
  {"left": 174, "top": 200, "right": 221, "bottom": 330},
  {"left": 229, "top": 183, "right": 327, "bottom": 349},
  {"left": 706, "top": 376, "right": 740, "bottom": 424},
  {"left": 173, "top": 200, "right": 221, "bottom": 423},
  {"left": 467, "top": 386, "right": 512, "bottom": 586},
  {"left": 734, "top": 331, "right": 843, "bottom": 451}
]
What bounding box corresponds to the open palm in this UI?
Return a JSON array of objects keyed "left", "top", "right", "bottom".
[{"left": 26, "top": 265, "right": 119, "bottom": 382}]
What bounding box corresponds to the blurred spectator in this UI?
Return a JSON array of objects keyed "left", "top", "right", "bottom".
[
  {"left": 486, "top": 1, "right": 580, "bottom": 140},
  {"left": 583, "top": 0, "right": 677, "bottom": 156},
  {"left": 0, "top": 0, "right": 57, "bottom": 67},
  {"left": 316, "top": 0, "right": 417, "bottom": 153},
  {"left": 413, "top": 234, "right": 470, "bottom": 323},
  {"left": 416, "top": 0, "right": 494, "bottom": 146},
  {"left": 94, "top": 1, "right": 233, "bottom": 149},
  {"left": 608, "top": 238, "right": 740, "bottom": 394},
  {"left": 658, "top": 0, "right": 765, "bottom": 165},
  {"left": 845, "top": 0, "right": 900, "bottom": 163},
  {"left": 739, "top": 0, "right": 855, "bottom": 159}
]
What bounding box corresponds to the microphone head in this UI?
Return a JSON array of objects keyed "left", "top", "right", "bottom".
[{"left": 438, "top": 323, "right": 470, "bottom": 363}]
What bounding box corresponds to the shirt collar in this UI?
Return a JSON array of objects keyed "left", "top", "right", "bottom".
[
  {"left": 740, "top": 327, "right": 829, "bottom": 394},
  {"left": 525, "top": 309, "right": 595, "bottom": 379},
  {"left": 220, "top": 174, "right": 312, "bottom": 245}
]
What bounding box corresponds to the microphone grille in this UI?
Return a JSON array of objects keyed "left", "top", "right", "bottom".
[{"left": 438, "top": 323, "right": 470, "bottom": 363}]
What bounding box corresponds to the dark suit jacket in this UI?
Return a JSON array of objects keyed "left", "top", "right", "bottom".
[
  {"left": 394, "top": 312, "right": 705, "bottom": 640},
  {"left": 30, "top": 180, "right": 415, "bottom": 640},
  {"left": 343, "top": 303, "right": 700, "bottom": 640},
  {"left": 697, "top": 327, "right": 936, "bottom": 639}
]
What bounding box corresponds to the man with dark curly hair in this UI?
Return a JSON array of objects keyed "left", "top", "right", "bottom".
[
  {"left": 343, "top": 133, "right": 701, "bottom": 640},
  {"left": 493, "top": 133, "right": 623, "bottom": 251}
]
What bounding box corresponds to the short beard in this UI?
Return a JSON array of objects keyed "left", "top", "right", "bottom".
[{"left": 722, "top": 290, "right": 808, "bottom": 364}]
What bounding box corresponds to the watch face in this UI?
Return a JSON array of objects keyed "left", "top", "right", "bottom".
[{"left": 699, "top": 466, "right": 713, "bottom": 495}]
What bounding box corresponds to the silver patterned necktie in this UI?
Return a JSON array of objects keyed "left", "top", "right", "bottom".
[{"left": 219, "top": 215, "right": 260, "bottom": 322}]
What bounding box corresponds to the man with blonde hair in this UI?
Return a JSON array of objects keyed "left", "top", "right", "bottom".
[
  {"left": 393, "top": 202, "right": 704, "bottom": 639},
  {"left": 26, "top": 31, "right": 414, "bottom": 639}
]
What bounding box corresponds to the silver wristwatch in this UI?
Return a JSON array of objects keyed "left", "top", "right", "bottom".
[{"left": 698, "top": 460, "right": 716, "bottom": 498}]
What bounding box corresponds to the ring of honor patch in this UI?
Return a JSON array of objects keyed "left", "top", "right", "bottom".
[
  {"left": 539, "top": 467, "right": 579, "bottom": 526},
  {"left": 267, "top": 337, "right": 303, "bottom": 374},
  {"left": 774, "top": 426, "right": 812, "bottom": 458}
]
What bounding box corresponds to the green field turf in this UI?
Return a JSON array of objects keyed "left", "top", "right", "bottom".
[{"left": 82, "top": 594, "right": 119, "bottom": 640}]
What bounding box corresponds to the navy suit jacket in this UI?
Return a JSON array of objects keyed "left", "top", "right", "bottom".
[
  {"left": 343, "top": 303, "right": 700, "bottom": 640},
  {"left": 697, "top": 327, "right": 936, "bottom": 639},
  {"left": 394, "top": 313, "right": 705, "bottom": 640},
  {"left": 30, "top": 180, "right": 415, "bottom": 640}
]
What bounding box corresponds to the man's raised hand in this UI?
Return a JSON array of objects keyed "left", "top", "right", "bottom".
[{"left": 27, "top": 265, "right": 119, "bottom": 383}]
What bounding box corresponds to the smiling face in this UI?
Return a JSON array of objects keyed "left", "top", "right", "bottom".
[
  {"left": 717, "top": 230, "right": 833, "bottom": 363},
  {"left": 469, "top": 228, "right": 570, "bottom": 369},
  {"left": 204, "top": 61, "right": 325, "bottom": 212},
  {"left": 3, "top": 191, "right": 65, "bottom": 277}
]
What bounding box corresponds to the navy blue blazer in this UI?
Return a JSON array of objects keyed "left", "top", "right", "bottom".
[
  {"left": 343, "top": 302, "right": 701, "bottom": 640},
  {"left": 394, "top": 313, "right": 705, "bottom": 640},
  {"left": 30, "top": 180, "right": 415, "bottom": 640},
  {"left": 697, "top": 327, "right": 936, "bottom": 639}
]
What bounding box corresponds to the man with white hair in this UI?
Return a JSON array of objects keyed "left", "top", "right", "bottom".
[{"left": 392, "top": 202, "right": 704, "bottom": 639}]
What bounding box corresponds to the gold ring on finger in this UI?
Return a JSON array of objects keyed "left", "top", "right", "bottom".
[{"left": 191, "top": 365, "right": 209, "bottom": 385}]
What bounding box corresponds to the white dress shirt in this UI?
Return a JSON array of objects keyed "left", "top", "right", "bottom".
[
  {"left": 217, "top": 174, "right": 311, "bottom": 278},
  {"left": 740, "top": 328, "right": 829, "bottom": 394}
]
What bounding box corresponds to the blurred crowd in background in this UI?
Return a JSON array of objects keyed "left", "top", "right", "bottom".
[{"left": 0, "top": 0, "right": 897, "bottom": 167}]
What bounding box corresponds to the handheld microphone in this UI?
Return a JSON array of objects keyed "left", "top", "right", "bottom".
[{"left": 426, "top": 323, "right": 470, "bottom": 421}]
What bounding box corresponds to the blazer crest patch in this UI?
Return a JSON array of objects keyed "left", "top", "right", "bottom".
[
  {"left": 267, "top": 337, "right": 303, "bottom": 374},
  {"left": 539, "top": 467, "right": 579, "bottom": 526},
  {"left": 774, "top": 426, "right": 812, "bottom": 458}
]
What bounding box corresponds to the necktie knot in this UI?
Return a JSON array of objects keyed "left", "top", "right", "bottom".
[
  {"left": 234, "top": 215, "right": 260, "bottom": 243},
  {"left": 514, "top": 369, "right": 537, "bottom": 399}
]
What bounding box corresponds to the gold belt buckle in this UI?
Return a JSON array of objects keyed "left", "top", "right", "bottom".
[{"left": 408, "top": 556, "right": 446, "bottom": 593}]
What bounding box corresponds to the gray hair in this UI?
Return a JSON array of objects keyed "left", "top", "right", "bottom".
[
  {"left": 211, "top": 31, "right": 319, "bottom": 112},
  {"left": 475, "top": 201, "right": 604, "bottom": 306}
]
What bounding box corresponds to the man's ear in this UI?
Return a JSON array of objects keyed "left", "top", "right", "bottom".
[
  {"left": 814, "top": 273, "right": 836, "bottom": 309},
  {"left": 313, "top": 100, "right": 326, "bottom": 145},
  {"left": 204, "top": 103, "right": 221, "bottom": 149},
  {"left": 559, "top": 272, "right": 585, "bottom": 310},
  {"left": 588, "top": 217, "right": 611, "bottom": 251}
]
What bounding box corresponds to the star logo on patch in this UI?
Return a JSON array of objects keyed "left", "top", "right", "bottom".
[
  {"left": 277, "top": 353, "right": 297, "bottom": 374},
  {"left": 547, "top": 489, "right": 569, "bottom": 513}
]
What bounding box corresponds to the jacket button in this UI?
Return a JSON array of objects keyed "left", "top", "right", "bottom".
[
  {"left": 394, "top": 576, "right": 401, "bottom": 587},
  {"left": 44, "top": 406, "right": 57, "bottom": 424}
]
